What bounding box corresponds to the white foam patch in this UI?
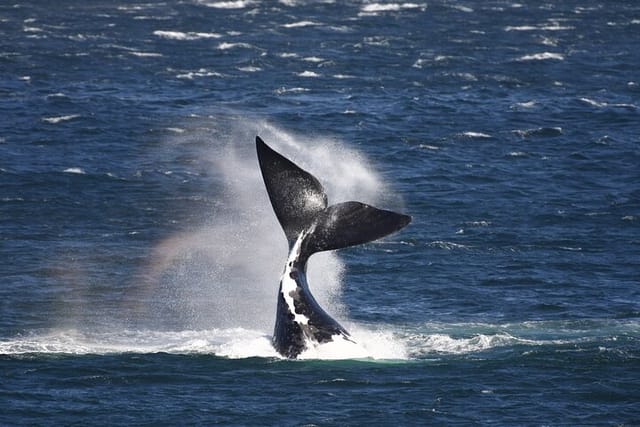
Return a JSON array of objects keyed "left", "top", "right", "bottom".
[
  {"left": 176, "top": 69, "right": 223, "bottom": 79},
  {"left": 4, "top": 320, "right": 631, "bottom": 360},
  {"left": 413, "top": 333, "right": 522, "bottom": 354},
  {"left": 298, "top": 326, "right": 408, "bottom": 360},
  {"left": 237, "top": 66, "right": 261, "bottom": 72},
  {"left": 282, "top": 21, "right": 321, "bottom": 28},
  {"left": 360, "top": 2, "right": 426, "bottom": 15},
  {"left": 0, "top": 327, "right": 406, "bottom": 360},
  {"left": 505, "top": 24, "right": 574, "bottom": 32},
  {"left": 217, "top": 42, "right": 254, "bottom": 50},
  {"left": 297, "top": 70, "right": 321, "bottom": 77},
  {"left": 0, "top": 329, "right": 278, "bottom": 358},
  {"left": 42, "top": 114, "right": 80, "bottom": 124},
  {"left": 153, "top": 30, "right": 222, "bottom": 40},
  {"left": 197, "top": 0, "right": 256, "bottom": 8},
  {"left": 460, "top": 131, "right": 492, "bottom": 139},
  {"left": 129, "top": 51, "right": 163, "bottom": 57},
  {"left": 517, "top": 52, "right": 565, "bottom": 61},
  {"left": 63, "top": 167, "right": 86, "bottom": 175}
]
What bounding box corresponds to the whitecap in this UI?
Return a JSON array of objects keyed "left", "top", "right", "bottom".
[
  {"left": 282, "top": 20, "right": 321, "bottom": 28},
  {"left": 23, "top": 26, "right": 44, "bottom": 33},
  {"left": 297, "top": 70, "right": 320, "bottom": 77},
  {"left": 450, "top": 4, "right": 473, "bottom": 13},
  {"left": 0, "top": 328, "right": 276, "bottom": 358},
  {"left": 579, "top": 98, "right": 637, "bottom": 110},
  {"left": 45, "top": 92, "right": 69, "bottom": 100},
  {"left": 63, "top": 167, "right": 86, "bottom": 175},
  {"left": 237, "top": 66, "right": 262, "bottom": 72},
  {"left": 513, "top": 127, "right": 563, "bottom": 138},
  {"left": 505, "top": 24, "right": 574, "bottom": 32},
  {"left": 461, "top": 131, "right": 492, "bottom": 139},
  {"left": 363, "top": 36, "right": 390, "bottom": 47},
  {"left": 134, "top": 15, "right": 174, "bottom": 21},
  {"left": 513, "top": 100, "right": 537, "bottom": 108},
  {"left": 449, "top": 71, "right": 478, "bottom": 81},
  {"left": 117, "top": 5, "right": 146, "bottom": 11},
  {"left": 412, "top": 333, "right": 519, "bottom": 355},
  {"left": 429, "top": 241, "right": 470, "bottom": 250},
  {"left": 153, "top": 30, "right": 222, "bottom": 40},
  {"left": 508, "top": 151, "right": 528, "bottom": 157},
  {"left": 176, "top": 69, "right": 223, "bottom": 79},
  {"left": 217, "top": 42, "right": 253, "bottom": 50},
  {"left": 0, "top": 326, "right": 406, "bottom": 361},
  {"left": 360, "top": 2, "right": 426, "bottom": 14},
  {"left": 129, "top": 51, "right": 163, "bottom": 57},
  {"left": 412, "top": 58, "right": 428, "bottom": 68},
  {"left": 332, "top": 74, "right": 355, "bottom": 79},
  {"left": 303, "top": 56, "right": 324, "bottom": 63},
  {"left": 198, "top": 0, "right": 256, "bottom": 9},
  {"left": 274, "top": 87, "right": 309, "bottom": 94},
  {"left": 298, "top": 326, "right": 408, "bottom": 360},
  {"left": 42, "top": 114, "right": 80, "bottom": 124},
  {"left": 517, "top": 52, "right": 564, "bottom": 61},
  {"left": 580, "top": 97, "right": 606, "bottom": 107}
]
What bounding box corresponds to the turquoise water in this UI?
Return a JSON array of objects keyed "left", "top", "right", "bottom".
[{"left": 1, "top": 1, "right": 639, "bottom": 425}]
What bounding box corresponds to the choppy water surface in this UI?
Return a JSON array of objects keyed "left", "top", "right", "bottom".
[{"left": 1, "top": 1, "right": 639, "bottom": 425}]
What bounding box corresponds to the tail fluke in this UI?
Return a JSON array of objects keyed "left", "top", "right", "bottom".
[
  {"left": 256, "top": 136, "right": 410, "bottom": 252},
  {"left": 256, "top": 136, "right": 328, "bottom": 244},
  {"left": 303, "top": 201, "right": 411, "bottom": 255}
]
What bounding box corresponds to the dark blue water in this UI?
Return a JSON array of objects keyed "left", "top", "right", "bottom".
[{"left": 2, "top": 0, "right": 639, "bottom": 425}]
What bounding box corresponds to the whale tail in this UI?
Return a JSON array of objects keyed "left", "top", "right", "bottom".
[{"left": 256, "top": 136, "right": 411, "bottom": 255}]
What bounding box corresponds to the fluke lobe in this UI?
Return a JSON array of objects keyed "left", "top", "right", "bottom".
[{"left": 256, "top": 136, "right": 411, "bottom": 358}]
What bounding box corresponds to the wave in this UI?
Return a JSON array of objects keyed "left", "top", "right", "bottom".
[
  {"left": 237, "top": 66, "right": 262, "bottom": 72},
  {"left": 129, "top": 51, "right": 163, "bottom": 57},
  {"left": 153, "top": 30, "right": 222, "bottom": 40},
  {"left": 42, "top": 114, "right": 80, "bottom": 124},
  {"left": 175, "top": 68, "right": 223, "bottom": 79},
  {"left": 2, "top": 319, "right": 635, "bottom": 361},
  {"left": 517, "top": 52, "right": 564, "bottom": 61},
  {"left": 359, "top": 3, "right": 427, "bottom": 16},
  {"left": 297, "top": 70, "right": 321, "bottom": 77},
  {"left": 282, "top": 21, "right": 321, "bottom": 28},
  {"left": 428, "top": 240, "right": 471, "bottom": 250},
  {"left": 217, "top": 42, "right": 254, "bottom": 50},
  {"left": 459, "top": 131, "right": 492, "bottom": 139},
  {"left": 505, "top": 24, "right": 574, "bottom": 32},
  {"left": 63, "top": 167, "right": 87, "bottom": 175},
  {"left": 579, "top": 97, "right": 638, "bottom": 110},
  {"left": 513, "top": 127, "right": 563, "bottom": 138},
  {"left": 197, "top": 0, "right": 256, "bottom": 9},
  {"left": 0, "top": 326, "right": 404, "bottom": 361}
]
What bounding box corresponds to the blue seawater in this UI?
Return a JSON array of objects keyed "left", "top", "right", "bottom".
[{"left": 1, "top": 0, "right": 639, "bottom": 425}]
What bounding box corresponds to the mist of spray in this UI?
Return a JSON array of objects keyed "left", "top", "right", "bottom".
[{"left": 138, "top": 116, "right": 389, "bottom": 334}]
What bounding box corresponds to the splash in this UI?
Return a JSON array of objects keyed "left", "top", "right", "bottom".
[
  {"left": 6, "top": 115, "right": 408, "bottom": 360},
  {"left": 135, "top": 117, "right": 390, "bottom": 332}
]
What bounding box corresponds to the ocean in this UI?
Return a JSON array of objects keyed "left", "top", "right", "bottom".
[{"left": 1, "top": 0, "right": 639, "bottom": 425}]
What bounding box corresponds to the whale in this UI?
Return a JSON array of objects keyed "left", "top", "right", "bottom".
[{"left": 256, "top": 136, "right": 411, "bottom": 358}]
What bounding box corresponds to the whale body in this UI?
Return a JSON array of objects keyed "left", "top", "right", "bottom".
[{"left": 256, "top": 136, "right": 411, "bottom": 358}]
